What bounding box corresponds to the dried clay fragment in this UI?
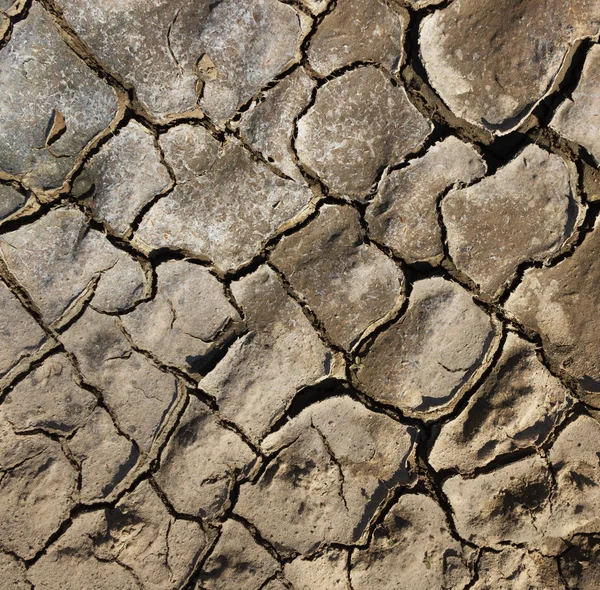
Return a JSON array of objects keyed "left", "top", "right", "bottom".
[
  {"left": 284, "top": 549, "right": 349, "bottom": 590},
  {"left": 551, "top": 44, "right": 600, "bottom": 166},
  {"left": 429, "top": 332, "right": 573, "bottom": 474},
  {"left": 271, "top": 204, "right": 404, "bottom": 350},
  {"left": 444, "top": 455, "right": 554, "bottom": 552},
  {"left": 444, "top": 416, "right": 600, "bottom": 556},
  {"left": 0, "top": 3, "right": 118, "bottom": 190},
  {"left": 0, "top": 280, "right": 47, "bottom": 380},
  {"left": 366, "top": 136, "right": 486, "bottom": 265},
  {"left": 238, "top": 67, "right": 315, "bottom": 183},
  {"left": 154, "top": 396, "right": 256, "bottom": 519},
  {"left": 28, "top": 481, "right": 207, "bottom": 590},
  {"left": 135, "top": 125, "right": 313, "bottom": 271},
  {"left": 54, "top": 0, "right": 309, "bottom": 122},
  {"left": 235, "top": 396, "right": 416, "bottom": 556},
  {"left": 351, "top": 495, "right": 474, "bottom": 590},
  {"left": 0, "top": 206, "right": 148, "bottom": 326},
  {"left": 200, "top": 266, "right": 334, "bottom": 443},
  {"left": 420, "top": 0, "right": 600, "bottom": 133},
  {"left": 442, "top": 144, "right": 583, "bottom": 299},
  {"left": 0, "top": 0, "right": 24, "bottom": 12},
  {"left": 560, "top": 534, "right": 600, "bottom": 589},
  {"left": 67, "top": 407, "right": 139, "bottom": 503},
  {"left": 296, "top": 66, "right": 432, "bottom": 198},
  {"left": 188, "top": 0, "right": 310, "bottom": 124},
  {"left": 60, "top": 307, "right": 181, "bottom": 454},
  {"left": 0, "top": 552, "right": 29, "bottom": 590},
  {"left": 472, "top": 548, "right": 563, "bottom": 590},
  {"left": 0, "top": 183, "right": 27, "bottom": 221},
  {"left": 356, "top": 276, "right": 499, "bottom": 420},
  {"left": 74, "top": 120, "right": 172, "bottom": 236},
  {"left": 0, "top": 416, "right": 77, "bottom": 560},
  {"left": 505, "top": 217, "right": 600, "bottom": 405},
  {"left": 3, "top": 353, "right": 96, "bottom": 436},
  {"left": 198, "top": 519, "right": 280, "bottom": 590},
  {"left": 121, "top": 260, "right": 243, "bottom": 378},
  {"left": 307, "top": 0, "right": 407, "bottom": 76}
]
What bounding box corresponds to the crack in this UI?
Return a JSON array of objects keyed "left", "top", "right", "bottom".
[
  {"left": 166, "top": 5, "right": 185, "bottom": 75},
  {"left": 462, "top": 547, "right": 483, "bottom": 590},
  {"left": 0, "top": 0, "right": 598, "bottom": 581},
  {"left": 124, "top": 128, "right": 178, "bottom": 238},
  {"left": 311, "top": 420, "right": 348, "bottom": 512},
  {"left": 229, "top": 513, "right": 285, "bottom": 564}
]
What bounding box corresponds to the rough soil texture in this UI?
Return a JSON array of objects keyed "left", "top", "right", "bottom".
[{"left": 1, "top": 0, "right": 600, "bottom": 588}]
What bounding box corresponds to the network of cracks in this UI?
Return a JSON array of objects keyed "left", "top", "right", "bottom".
[{"left": 2, "top": 0, "right": 600, "bottom": 588}]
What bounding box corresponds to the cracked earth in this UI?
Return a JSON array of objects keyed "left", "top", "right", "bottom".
[{"left": 2, "top": 0, "right": 600, "bottom": 588}]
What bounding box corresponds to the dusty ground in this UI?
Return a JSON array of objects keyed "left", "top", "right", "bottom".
[{"left": 1, "top": 0, "right": 600, "bottom": 588}]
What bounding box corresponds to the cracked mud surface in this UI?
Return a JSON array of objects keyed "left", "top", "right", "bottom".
[{"left": 1, "top": 0, "right": 600, "bottom": 588}]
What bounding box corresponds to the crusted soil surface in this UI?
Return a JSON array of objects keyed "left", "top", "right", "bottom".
[{"left": 1, "top": 0, "right": 600, "bottom": 588}]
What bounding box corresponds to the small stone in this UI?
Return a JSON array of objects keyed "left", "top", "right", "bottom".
[
  {"left": 0, "top": 3, "right": 118, "bottom": 190},
  {"left": 505, "top": 217, "right": 600, "bottom": 403},
  {"left": 29, "top": 481, "right": 207, "bottom": 590},
  {"left": 238, "top": 67, "right": 315, "bottom": 182},
  {"left": 0, "top": 183, "right": 27, "bottom": 220},
  {"left": 0, "top": 280, "right": 47, "bottom": 379},
  {"left": 235, "top": 396, "right": 416, "bottom": 555},
  {"left": 45, "top": 108, "right": 67, "bottom": 148},
  {"left": 154, "top": 396, "right": 256, "bottom": 519},
  {"left": 285, "top": 549, "right": 349, "bottom": 589},
  {"left": 68, "top": 407, "right": 139, "bottom": 503},
  {"left": 442, "top": 145, "right": 582, "bottom": 299},
  {"left": 135, "top": 127, "right": 313, "bottom": 271},
  {"left": 552, "top": 45, "right": 600, "bottom": 165},
  {"left": 420, "top": 0, "right": 600, "bottom": 133},
  {"left": 307, "top": 0, "right": 407, "bottom": 76},
  {"left": 429, "top": 332, "right": 573, "bottom": 474},
  {"left": 356, "top": 276, "right": 499, "bottom": 419},
  {"left": 76, "top": 120, "right": 172, "bottom": 235},
  {"left": 473, "top": 548, "right": 562, "bottom": 590},
  {"left": 60, "top": 307, "right": 180, "bottom": 453},
  {"left": 271, "top": 204, "right": 404, "bottom": 350},
  {"left": 198, "top": 519, "right": 280, "bottom": 590},
  {"left": 201, "top": 266, "right": 333, "bottom": 442},
  {"left": 3, "top": 353, "right": 96, "bottom": 435},
  {"left": 121, "top": 260, "right": 243, "bottom": 377},
  {"left": 296, "top": 66, "right": 432, "bottom": 198},
  {"left": 0, "top": 552, "right": 30, "bottom": 590},
  {"left": 351, "top": 495, "right": 474, "bottom": 590},
  {"left": 560, "top": 534, "right": 600, "bottom": 589},
  {"left": 0, "top": 423, "right": 77, "bottom": 559},
  {"left": 444, "top": 455, "right": 553, "bottom": 550},
  {"left": 197, "top": 54, "right": 218, "bottom": 81},
  {"left": 366, "top": 136, "right": 486, "bottom": 264},
  {"left": 0, "top": 206, "right": 147, "bottom": 325}
]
